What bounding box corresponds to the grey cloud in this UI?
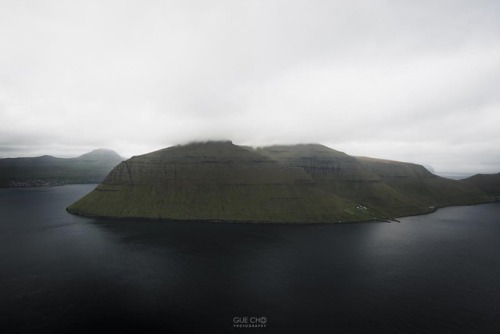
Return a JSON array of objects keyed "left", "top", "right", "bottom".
[{"left": 1, "top": 0, "right": 499, "bottom": 173}]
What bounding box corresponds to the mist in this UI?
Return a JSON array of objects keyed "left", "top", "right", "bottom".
[{"left": 1, "top": 0, "right": 499, "bottom": 174}]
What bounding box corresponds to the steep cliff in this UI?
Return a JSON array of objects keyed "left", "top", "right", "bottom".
[{"left": 67, "top": 142, "right": 369, "bottom": 222}]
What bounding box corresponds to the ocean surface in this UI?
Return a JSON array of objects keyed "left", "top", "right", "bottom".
[{"left": 1, "top": 184, "right": 500, "bottom": 333}]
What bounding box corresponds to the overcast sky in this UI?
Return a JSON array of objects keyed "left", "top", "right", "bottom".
[{"left": 1, "top": 0, "right": 499, "bottom": 174}]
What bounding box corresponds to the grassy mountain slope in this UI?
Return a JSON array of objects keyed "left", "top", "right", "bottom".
[
  {"left": 0, "top": 149, "right": 123, "bottom": 187},
  {"left": 356, "top": 157, "right": 489, "bottom": 215},
  {"left": 68, "top": 142, "right": 374, "bottom": 222},
  {"left": 258, "top": 145, "right": 490, "bottom": 218},
  {"left": 67, "top": 142, "right": 492, "bottom": 223},
  {"left": 461, "top": 173, "right": 500, "bottom": 196}
]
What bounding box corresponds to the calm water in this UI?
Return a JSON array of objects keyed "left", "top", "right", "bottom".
[{"left": 1, "top": 185, "right": 500, "bottom": 333}]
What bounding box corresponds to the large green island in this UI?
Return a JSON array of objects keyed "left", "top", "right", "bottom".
[{"left": 67, "top": 141, "right": 495, "bottom": 223}]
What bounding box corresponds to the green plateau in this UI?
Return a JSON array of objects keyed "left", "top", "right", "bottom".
[{"left": 66, "top": 141, "right": 496, "bottom": 223}]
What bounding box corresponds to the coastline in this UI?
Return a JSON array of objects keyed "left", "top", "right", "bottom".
[{"left": 66, "top": 198, "right": 499, "bottom": 225}]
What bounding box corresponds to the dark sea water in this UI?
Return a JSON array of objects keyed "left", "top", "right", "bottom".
[{"left": 1, "top": 185, "right": 500, "bottom": 334}]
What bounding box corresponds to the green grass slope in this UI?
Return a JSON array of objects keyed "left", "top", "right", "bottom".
[
  {"left": 67, "top": 142, "right": 492, "bottom": 223},
  {"left": 67, "top": 142, "right": 373, "bottom": 223},
  {"left": 356, "top": 157, "right": 490, "bottom": 215},
  {"left": 259, "top": 145, "right": 490, "bottom": 219},
  {"left": 461, "top": 172, "right": 500, "bottom": 197}
]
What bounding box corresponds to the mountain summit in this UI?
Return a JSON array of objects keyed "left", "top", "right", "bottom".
[
  {"left": 77, "top": 148, "right": 123, "bottom": 161},
  {"left": 67, "top": 142, "right": 492, "bottom": 223}
]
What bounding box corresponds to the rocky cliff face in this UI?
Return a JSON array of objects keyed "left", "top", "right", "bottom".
[
  {"left": 67, "top": 141, "right": 492, "bottom": 223},
  {"left": 257, "top": 144, "right": 379, "bottom": 182}
]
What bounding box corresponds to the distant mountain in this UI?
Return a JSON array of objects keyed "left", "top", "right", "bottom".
[
  {"left": 461, "top": 173, "right": 500, "bottom": 196},
  {"left": 0, "top": 149, "right": 124, "bottom": 187},
  {"left": 77, "top": 148, "right": 123, "bottom": 162},
  {"left": 67, "top": 141, "right": 492, "bottom": 223}
]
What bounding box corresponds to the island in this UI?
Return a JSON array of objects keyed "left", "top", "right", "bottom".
[{"left": 66, "top": 141, "right": 494, "bottom": 223}]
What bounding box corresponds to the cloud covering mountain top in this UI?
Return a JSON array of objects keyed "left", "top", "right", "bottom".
[{"left": 1, "top": 0, "right": 499, "bottom": 173}]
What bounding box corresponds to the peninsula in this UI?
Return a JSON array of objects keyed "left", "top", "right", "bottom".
[{"left": 66, "top": 141, "right": 493, "bottom": 223}]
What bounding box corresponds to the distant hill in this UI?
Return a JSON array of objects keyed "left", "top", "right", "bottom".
[
  {"left": 67, "top": 142, "right": 492, "bottom": 223},
  {"left": 0, "top": 149, "right": 124, "bottom": 187},
  {"left": 461, "top": 173, "right": 500, "bottom": 196}
]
